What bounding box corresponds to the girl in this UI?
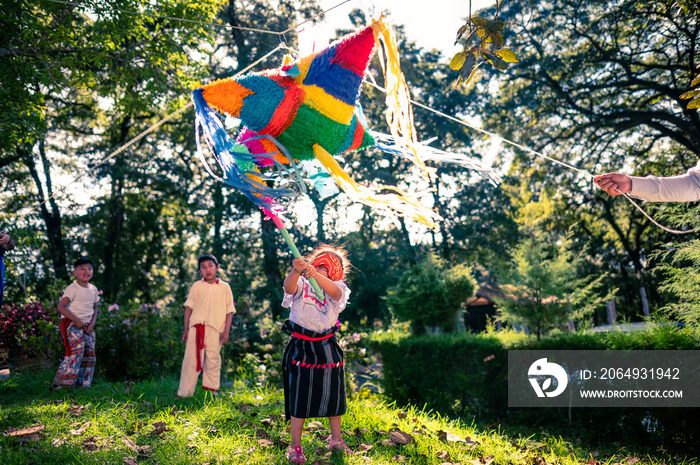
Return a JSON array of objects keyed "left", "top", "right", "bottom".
[{"left": 281, "top": 244, "right": 352, "bottom": 464}]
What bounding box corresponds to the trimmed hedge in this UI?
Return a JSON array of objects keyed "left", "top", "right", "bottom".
[
  {"left": 370, "top": 331, "right": 507, "bottom": 417},
  {"left": 371, "top": 326, "right": 700, "bottom": 448}
]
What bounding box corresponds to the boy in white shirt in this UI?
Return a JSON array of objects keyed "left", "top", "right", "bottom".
[
  {"left": 52, "top": 257, "right": 100, "bottom": 389},
  {"left": 177, "top": 254, "right": 235, "bottom": 397}
]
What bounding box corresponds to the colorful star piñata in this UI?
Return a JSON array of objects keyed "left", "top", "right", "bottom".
[{"left": 193, "top": 17, "right": 498, "bottom": 228}]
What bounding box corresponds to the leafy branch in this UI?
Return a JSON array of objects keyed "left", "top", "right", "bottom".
[
  {"left": 449, "top": 0, "right": 518, "bottom": 85},
  {"left": 680, "top": 67, "right": 700, "bottom": 110}
]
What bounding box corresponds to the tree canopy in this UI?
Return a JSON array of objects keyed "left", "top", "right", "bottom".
[{"left": 1, "top": 0, "right": 699, "bottom": 333}]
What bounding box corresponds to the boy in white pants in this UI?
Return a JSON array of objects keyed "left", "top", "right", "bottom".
[{"left": 177, "top": 254, "right": 235, "bottom": 397}]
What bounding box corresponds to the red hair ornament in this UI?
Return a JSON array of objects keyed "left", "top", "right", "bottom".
[{"left": 312, "top": 254, "right": 343, "bottom": 281}]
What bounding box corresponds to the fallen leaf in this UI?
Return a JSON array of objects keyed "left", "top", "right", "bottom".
[
  {"left": 354, "top": 427, "right": 369, "bottom": 438},
  {"left": 624, "top": 458, "right": 641, "bottom": 464},
  {"left": 260, "top": 418, "right": 273, "bottom": 427},
  {"left": 378, "top": 438, "right": 395, "bottom": 446},
  {"left": 465, "top": 436, "right": 479, "bottom": 445},
  {"left": 358, "top": 443, "right": 373, "bottom": 452},
  {"left": 397, "top": 412, "right": 407, "bottom": 419},
  {"left": 123, "top": 438, "right": 140, "bottom": 452},
  {"left": 438, "top": 430, "right": 465, "bottom": 443},
  {"left": 125, "top": 381, "right": 135, "bottom": 393},
  {"left": 374, "top": 429, "right": 387, "bottom": 435},
  {"left": 123, "top": 460, "right": 138, "bottom": 465},
  {"left": 307, "top": 421, "right": 325, "bottom": 431},
  {"left": 483, "top": 354, "right": 495, "bottom": 362},
  {"left": 483, "top": 456, "right": 494, "bottom": 465},
  {"left": 389, "top": 430, "right": 414, "bottom": 445},
  {"left": 392, "top": 455, "right": 405, "bottom": 462},
  {"left": 4, "top": 425, "right": 45, "bottom": 437},
  {"left": 67, "top": 405, "right": 85, "bottom": 416},
  {"left": 150, "top": 421, "right": 170, "bottom": 435},
  {"left": 255, "top": 428, "right": 268, "bottom": 439},
  {"left": 437, "top": 451, "right": 451, "bottom": 461},
  {"left": 257, "top": 439, "right": 273, "bottom": 447},
  {"left": 83, "top": 436, "right": 99, "bottom": 451},
  {"left": 239, "top": 404, "right": 252, "bottom": 412},
  {"left": 70, "top": 423, "right": 90, "bottom": 436},
  {"left": 52, "top": 437, "right": 68, "bottom": 447}
]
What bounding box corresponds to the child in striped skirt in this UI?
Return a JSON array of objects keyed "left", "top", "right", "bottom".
[{"left": 281, "top": 244, "right": 352, "bottom": 464}]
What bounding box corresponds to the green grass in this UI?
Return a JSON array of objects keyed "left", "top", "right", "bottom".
[{"left": 1, "top": 371, "right": 697, "bottom": 465}]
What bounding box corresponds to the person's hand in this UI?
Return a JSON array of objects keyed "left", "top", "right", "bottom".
[
  {"left": 303, "top": 265, "right": 319, "bottom": 279},
  {"left": 220, "top": 331, "right": 229, "bottom": 345},
  {"left": 593, "top": 173, "right": 632, "bottom": 196},
  {"left": 292, "top": 258, "right": 317, "bottom": 277},
  {"left": 85, "top": 322, "right": 95, "bottom": 335},
  {"left": 292, "top": 258, "right": 308, "bottom": 273},
  {"left": 75, "top": 320, "right": 88, "bottom": 332},
  {"left": 182, "top": 329, "right": 188, "bottom": 343},
  {"left": 0, "top": 233, "right": 11, "bottom": 246}
]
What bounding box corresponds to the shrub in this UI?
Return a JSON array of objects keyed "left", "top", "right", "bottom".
[
  {"left": 0, "top": 301, "right": 63, "bottom": 363},
  {"left": 496, "top": 233, "right": 612, "bottom": 340},
  {"left": 337, "top": 326, "right": 371, "bottom": 395},
  {"left": 370, "top": 330, "right": 507, "bottom": 417},
  {"left": 386, "top": 255, "right": 476, "bottom": 334},
  {"left": 371, "top": 326, "right": 700, "bottom": 448},
  {"left": 225, "top": 319, "right": 372, "bottom": 393},
  {"left": 97, "top": 302, "right": 183, "bottom": 381},
  {"left": 225, "top": 318, "right": 286, "bottom": 387}
]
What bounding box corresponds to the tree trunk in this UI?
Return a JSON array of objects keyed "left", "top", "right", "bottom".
[
  {"left": 430, "top": 173, "right": 451, "bottom": 260},
  {"left": 398, "top": 217, "right": 416, "bottom": 266},
  {"left": 307, "top": 189, "right": 328, "bottom": 243},
  {"left": 102, "top": 115, "right": 131, "bottom": 301},
  {"left": 20, "top": 141, "right": 69, "bottom": 280},
  {"left": 102, "top": 158, "right": 125, "bottom": 301},
  {"left": 212, "top": 184, "right": 225, "bottom": 260}
]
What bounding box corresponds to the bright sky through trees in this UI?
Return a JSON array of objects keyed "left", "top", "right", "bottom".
[{"left": 299, "top": 0, "right": 496, "bottom": 54}]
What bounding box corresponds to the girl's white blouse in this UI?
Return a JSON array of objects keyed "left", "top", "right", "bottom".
[{"left": 282, "top": 276, "right": 350, "bottom": 333}]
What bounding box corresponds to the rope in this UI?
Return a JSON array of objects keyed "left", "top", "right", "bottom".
[
  {"left": 18, "top": 4, "right": 697, "bottom": 235},
  {"left": 42, "top": 0, "right": 353, "bottom": 36},
  {"left": 23, "top": 43, "right": 286, "bottom": 216},
  {"left": 365, "top": 79, "right": 699, "bottom": 235}
]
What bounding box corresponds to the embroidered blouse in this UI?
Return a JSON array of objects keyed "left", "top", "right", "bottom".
[{"left": 282, "top": 276, "right": 350, "bottom": 333}]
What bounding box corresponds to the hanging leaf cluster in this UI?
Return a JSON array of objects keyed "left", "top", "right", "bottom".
[
  {"left": 680, "top": 67, "right": 700, "bottom": 110},
  {"left": 449, "top": 13, "right": 518, "bottom": 86}
]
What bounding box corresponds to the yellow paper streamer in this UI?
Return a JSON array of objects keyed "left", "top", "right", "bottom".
[
  {"left": 313, "top": 144, "right": 439, "bottom": 229},
  {"left": 371, "top": 18, "right": 428, "bottom": 177}
]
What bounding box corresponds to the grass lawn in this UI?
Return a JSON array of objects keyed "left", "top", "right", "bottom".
[{"left": 0, "top": 370, "right": 697, "bottom": 465}]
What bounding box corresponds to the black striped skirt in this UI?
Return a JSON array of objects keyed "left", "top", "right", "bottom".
[{"left": 282, "top": 320, "right": 346, "bottom": 420}]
